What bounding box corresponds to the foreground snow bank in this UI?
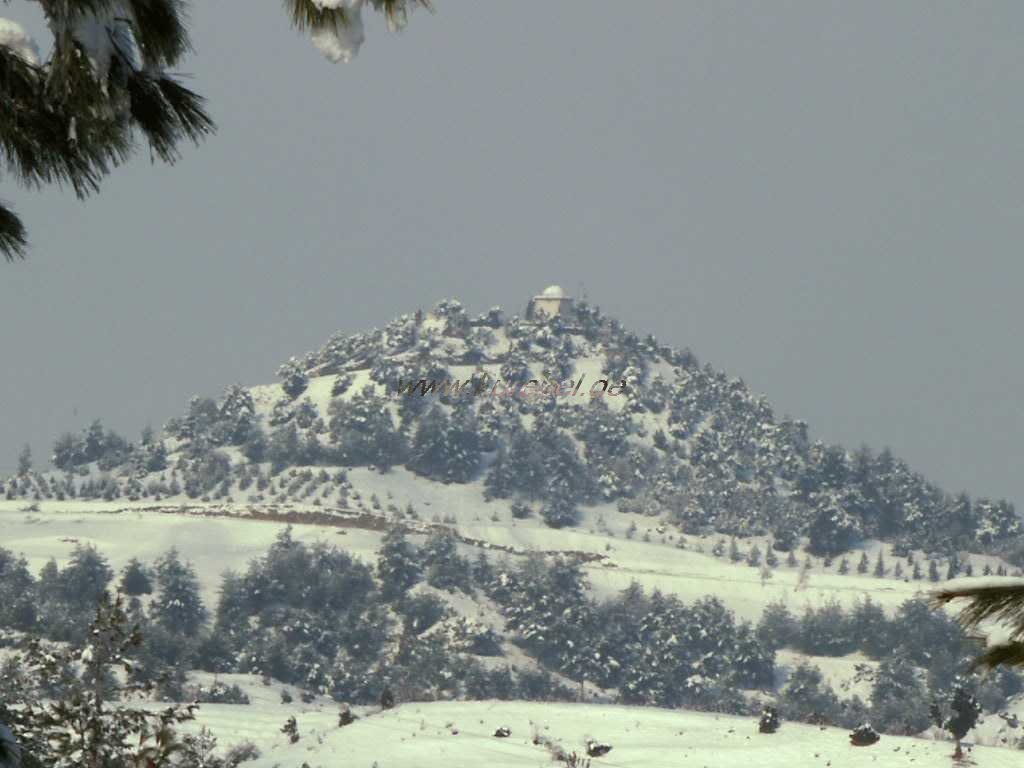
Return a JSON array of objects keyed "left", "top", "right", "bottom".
[{"left": 186, "top": 699, "right": 1021, "bottom": 768}]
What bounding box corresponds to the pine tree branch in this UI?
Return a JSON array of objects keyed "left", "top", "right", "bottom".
[
  {"left": 125, "top": 0, "right": 192, "bottom": 67},
  {"left": 3, "top": 0, "right": 424, "bottom": 262},
  {"left": 35, "top": 0, "right": 119, "bottom": 16},
  {"left": 126, "top": 70, "right": 213, "bottom": 162},
  {"left": 156, "top": 75, "right": 214, "bottom": 143},
  {"left": 369, "top": 0, "right": 434, "bottom": 29},
  {"left": 283, "top": 0, "right": 431, "bottom": 33},
  {"left": 972, "top": 641, "right": 1024, "bottom": 669},
  {"left": 932, "top": 580, "right": 1024, "bottom": 667},
  {"left": 0, "top": 200, "right": 28, "bottom": 261},
  {"left": 283, "top": 0, "right": 348, "bottom": 32},
  {"left": 932, "top": 581, "right": 1024, "bottom": 633}
]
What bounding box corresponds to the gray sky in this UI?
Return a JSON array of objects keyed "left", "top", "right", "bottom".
[{"left": 3, "top": 1, "right": 1024, "bottom": 506}]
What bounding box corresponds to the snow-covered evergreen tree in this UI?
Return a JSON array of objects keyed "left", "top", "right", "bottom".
[
  {"left": 974, "top": 498, "right": 1022, "bottom": 546},
  {"left": 422, "top": 528, "right": 471, "bottom": 593},
  {"left": 15, "top": 445, "right": 30, "bottom": 476},
  {"left": 407, "top": 405, "right": 481, "bottom": 483},
  {"left": 327, "top": 386, "right": 403, "bottom": 469},
  {"left": 277, "top": 358, "right": 309, "bottom": 400},
  {"left": 150, "top": 548, "right": 207, "bottom": 638},
  {"left": 873, "top": 550, "right": 886, "bottom": 578},
  {"left": 377, "top": 526, "right": 422, "bottom": 600},
  {"left": 869, "top": 655, "right": 930, "bottom": 735},
  {"left": 857, "top": 552, "right": 870, "bottom": 574},
  {"left": 756, "top": 600, "right": 798, "bottom": 651},
  {"left": 61, "top": 544, "right": 114, "bottom": 607},
  {"left": 0, "top": 593, "right": 197, "bottom": 768},
  {"left": 540, "top": 493, "right": 579, "bottom": 529},
  {"left": 119, "top": 558, "right": 153, "bottom": 597},
  {"left": 779, "top": 663, "right": 841, "bottom": 725},
  {"left": 930, "top": 677, "right": 981, "bottom": 759},
  {"left": 806, "top": 490, "right": 863, "bottom": 556}
]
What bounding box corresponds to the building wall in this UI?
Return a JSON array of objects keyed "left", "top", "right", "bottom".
[{"left": 531, "top": 297, "right": 572, "bottom": 318}]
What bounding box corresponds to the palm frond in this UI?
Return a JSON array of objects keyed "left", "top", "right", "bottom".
[{"left": 0, "top": 201, "right": 28, "bottom": 261}]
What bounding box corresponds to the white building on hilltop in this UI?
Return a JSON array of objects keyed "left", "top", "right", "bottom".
[{"left": 526, "top": 285, "right": 573, "bottom": 321}]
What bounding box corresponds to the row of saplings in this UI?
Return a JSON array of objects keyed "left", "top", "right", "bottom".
[{"left": 758, "top": 680, "right": 982, "bottom": 759}]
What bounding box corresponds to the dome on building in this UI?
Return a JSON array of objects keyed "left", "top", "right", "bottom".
[{"left": 527, "top": 284, "right": 573, "bottom": 321}]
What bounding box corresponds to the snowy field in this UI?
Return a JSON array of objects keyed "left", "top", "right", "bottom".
[
  {"left": 176, "top": 696, "right": 1020, "bottom": 768},
  {"left": 0, "top": 492, "right": 969, "bottom": 624}
]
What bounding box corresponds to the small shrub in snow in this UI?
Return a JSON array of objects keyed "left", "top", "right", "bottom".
[
  {"left": 849, "top": 723, "right": 880, "bottom": 746},
  {"left": 188, "top": 682, "right": 251, "bottom": 705},
  {"left": 758, "top": 705, "right": 780, "bottom": 734}
]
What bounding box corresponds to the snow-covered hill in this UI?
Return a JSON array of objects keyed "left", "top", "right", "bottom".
[
  {"left": 5, "top": 292, "right": 1024, "bottom": 762},
  {"left": 14, "top": 292, "right": 1022, "bottom": 562},
  {"left": 2, "top": 498, "right": 1000, "bottom": 624}
]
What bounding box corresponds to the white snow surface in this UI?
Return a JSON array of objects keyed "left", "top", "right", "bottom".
[
  {"left": 176, "top": 698, "right": 1020, "bottom": 767},
  {"left": 940, "top": 576, "right": 1024, "bottom": 594},
  {"left": 0, "top": 17, "right": 40, "bottom": 65}
]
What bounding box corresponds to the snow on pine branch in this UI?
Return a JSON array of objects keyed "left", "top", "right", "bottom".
[
  {"left": 310, "top": 0, "right": 365, "bottom": 64},
  {"left": 293, "top": 0, "right": 429, "bottom": 63},
  {"left": 933, "top": 575, "right": 1024, "bottom": 660},
  {"left": 1, "top": 11, "right": 138, "bottom": 84},
  {"left": 70, "top": 8, "right": 140, "bottom": 85},
  {"left": 939, "top": 575, "right": 1024, "bottom": 595},
  {"left": 0, "top": 17, "right": 40, "bottom": 65}
]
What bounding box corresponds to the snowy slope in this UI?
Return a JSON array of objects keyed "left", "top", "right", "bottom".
[
  {"left": 0, "top": 506, "right": 383, "bottom": 608},
  {"left": 0, "top": 501, "right": 961, "bottom": 622},
  {"left": 178, "top": 698, "right": 1020, "bottom": 768}
]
